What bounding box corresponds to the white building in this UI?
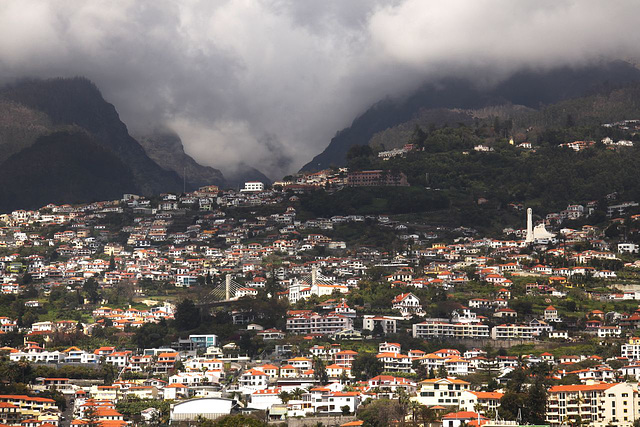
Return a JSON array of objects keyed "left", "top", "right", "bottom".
[
  {"left": 241, "top": 182, "right": 265, "bottom": 192},
  {"left": 391, "top": 292, "right": 423, "bottom": 317},
  {"left": 618, "top": 243, "right": 640, "bottom": 254},
  {"left": 413, "top": 320, "right": 490, "bottom": 339},
  {"left": 363, "top": 315, "right": 399, "bottom": 335},
  {"left": 170, "top": 398, "right": 234, "bottom": 423},
  {"left": 238, "top": 369, "right": 269, "bottom": 393},
  {"left": 491, "top": 324, "right": 535, "bottom": 340},
  {"left": 412, "top": 378, "right": 470, "bottom": 407},
  {"left": 598, "top": 326, "right": 622, "bottom": 338},
  {"left": 286, "top": 312, "right": 353, "bottom": 335},
  {"left": 621, "top": 338, "right": 640, "bottom": 361},
  {"left": 458, "top": 390, "right": 504, "bottom": 416},
  {"left": 546, "top": 382, "right": 639, "bottom": 427},
  {"left": 250, "top": 388, "right": 283, "bottom": 410}
]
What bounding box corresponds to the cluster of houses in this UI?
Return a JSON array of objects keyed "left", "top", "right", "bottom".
[
  {"left": 1, "top": 178, "right": 640, "bottom": 425},
  {"left": 8, "top": 334, "right": 640, "bottom": 426}
]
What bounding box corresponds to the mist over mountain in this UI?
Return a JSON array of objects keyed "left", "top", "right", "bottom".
[
  {"left": 136, "top": 130, "right": 270, "bottom": 190},
  {"left": 301, "top": 61, "right": 640, "bottom": 171},
  {"left": 3, "top": 1, "right": 640, "bottom": 178},
  {"left": 0, "top": 77, "right": 261, "bottom": 211},
  {"left": 136, "top": 130, "right": 225, "bottom": 191},
  {"left": 1, "top": 77, "right": 184, "bottom": 195}
]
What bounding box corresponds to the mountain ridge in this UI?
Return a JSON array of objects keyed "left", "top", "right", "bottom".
[
  {"left": 301, "top": 61, "right": 640, "bottom": 172},
  {"left": 0, "top": 77, "right": 184, "bottom": 195},
  {"left": 0, "top": 130, "right": 138, "bottom": 212}
]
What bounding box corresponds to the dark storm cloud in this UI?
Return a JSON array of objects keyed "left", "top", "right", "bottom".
[{"left": 0, "top": 0, "right": 639, "bottom": 179}]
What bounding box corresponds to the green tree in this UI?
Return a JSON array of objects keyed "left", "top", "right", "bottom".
[
  {"left": 83, "top": 278, "right": 100, "bottom": 304},
  {"left": 175, "top": 298, "right": 201, "bottom": 331},
  {"left": 351, "top": 353, "right": 383, "bottom": 381},
  {"left": 313, "top": 357, "right": 329, "bottom": 385},
  {"left": 358, "top": 399, "right": 403, "bottom": 427},
  {"left": 278, "top": 390, "right": 291, "bottom": 404}
]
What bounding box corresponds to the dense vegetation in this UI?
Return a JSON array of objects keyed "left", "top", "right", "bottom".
[
  {"left": 298, "top": 186, "right": 449, "bottom": 218},
  {"left": 382, "top": 133, "right": 640, "bottom": 212},
  {"left": 301, "top": 61, "right": 640, "bottom": 171},
  {"left": 306, "top": 113, "right": 640, "bottom": 232}
]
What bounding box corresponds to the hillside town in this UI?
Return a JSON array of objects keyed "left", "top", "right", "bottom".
[{"left": 2, "top": 179, "right": 640, "bottom": 427}]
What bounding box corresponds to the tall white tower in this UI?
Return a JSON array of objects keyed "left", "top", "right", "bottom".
[{"left": 525, "top": 208, "right": 534, "bottom": 243}]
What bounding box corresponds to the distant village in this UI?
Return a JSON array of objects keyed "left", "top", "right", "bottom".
[{"left": 2, "top": 160, "right": 640, "bottom": 427}]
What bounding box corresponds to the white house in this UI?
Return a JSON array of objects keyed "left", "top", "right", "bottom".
[
  {"left": 412, "top": 378, "right": 470, "bottom": 407},
  {"left": 391, "top": 292, "right": 423, "bottom": 317},
  {"left": 241, "top": 182, "right": 265, "bottom": 192}
]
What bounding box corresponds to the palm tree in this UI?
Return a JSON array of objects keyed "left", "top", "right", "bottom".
[
  {"left": 408, "top": 400, "right": 421, "bottom": 426},
  {"left": 278, "top": 390, "right": 291, "bottom": 404},
  {"left": 291, "top": 387, "right": 305, "bottom": 400},
  {"left": 397, "top": 389, "right": 410, "bottom": 426},
  {"left": 419, "top": 406, "right": 436, "bottom": 426}
]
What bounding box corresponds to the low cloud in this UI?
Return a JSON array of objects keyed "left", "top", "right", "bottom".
[{"left": 0, "top": 0, "right": 639, "bottom": 178}]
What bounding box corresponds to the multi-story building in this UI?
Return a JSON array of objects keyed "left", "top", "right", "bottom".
[
  {"left": 0, "top": 401, "right": 20, "bottom": 425},
  {"left": 334, "top": 350, "right": 358, "bottom": 368},
  {"left": 286, "top": 312, "right": 352, "bottom": 335},
  {"left": 312, "top": 391, "right": 362, "bottom": 414},
  {"left": 490, "top": 324, "right": 535, "bottom": 340},
  {"left": 188, "top": 334, "right": 218, "bottom": 349},
  {"left": 412, "top": 378, "right": 471, "bottom": 407},
  {"left": 241, "top": 182, "right": 265, "bottom": 192},
  {"left": 391, "top": 292, "right": 423, "bottom": 317},
  {"left": 363, "top": 315, "right": 398, "bottom": 335},
  {"left": 347, "top": 170, "right": 409, "bottom": 187},
  {"left": 239, "top": 369, "right": 269, "bottom": 393},
  {"left": 155, "top": 352, "right": 180, "bottom": 374},
  {"left": 0, "top": 395, "right": 58, "bottom": 420},
  {"left": 458, "top": 390, "right": 503, "bottom": 416},
  {"left": 413, "top": 320, "right": 490, "bottom": 339},
  {"left": 376, "top": 352, "right": 412, "bottom": 373},
  {"left": 621, "top": 337, "right": 640, "bottom": 360},
  {"left": 105, "top": 351, "right": 131, "bottom": 368},
  {"left": 546, "top": 382, "right": 639, "bottom": 427}
]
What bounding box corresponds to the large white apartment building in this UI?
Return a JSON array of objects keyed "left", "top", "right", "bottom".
[
  {"left": 286, "top": 312, "right": 352, "bottom": 335},
  {"left": 413, "top": 320, "right": 490, "bottom": 339},
  {"left": 412, "top": 378, "right": 470, "bottom": 407},
  {"left": 546, "top": 382, "right": 640, "bottom": 427},
  {"left": 490, "top": 324, "right": 535, "bottom": 340},
  {"left": 621, "top": 337, "right": 640, "bottom": 361}
]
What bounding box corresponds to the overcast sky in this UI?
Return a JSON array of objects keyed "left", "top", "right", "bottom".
[{"left": 1, "top": 0, "right": 639, "bottom": 179}]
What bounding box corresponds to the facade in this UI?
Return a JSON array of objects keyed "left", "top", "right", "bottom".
[
  {"left": 242, "top": 182, "right": 265, "bottom": 192},
  {"left": 491, "top": 324, "right": 535, "bottom": 340},
  {"left": 286, "top": 312, "right": 353, "bottom": 335},
  {"left": 347, "top": 170, "right": 409, "bottom": 187},
  {"left": 170, "top": 398, "right": 234, "bottom": 423},
  {"left": 621, "top": 338, "right": 640, "bottom": 360},
  {"left": 412, "top": 378, "right": 470, "bottom": 407},
  {"left": 458, "top": 391, "right": 503, "bottom": 415},
  {"left": 391, "top": 292, "right": 423, "bottom": 317},
  {"left": 413, "top": 320, "right": 490, "bottom": 339},
  {"left": 363, "top": 315, "right": 398, "bottom": 335},
  {"left": 546, "top": 382, "right": 639, "bottom": 427},
  {"left": 188, "top": 334, "right": 218, "bottom": 349}
]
